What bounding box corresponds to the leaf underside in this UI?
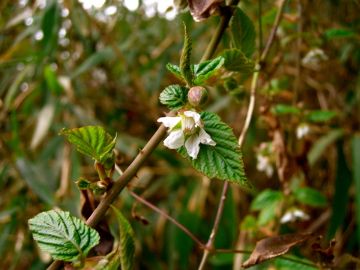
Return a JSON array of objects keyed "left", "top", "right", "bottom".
[{"left": 28, "top": 210, "right": 100, "bottom": 262}]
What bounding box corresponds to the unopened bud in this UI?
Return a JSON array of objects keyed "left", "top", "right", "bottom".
[
  {"left": 76, "top": 177, "right": 91, "bottom": 190},
  {"left": 188, "top": 86, "right": 208, "bottom": 107}
]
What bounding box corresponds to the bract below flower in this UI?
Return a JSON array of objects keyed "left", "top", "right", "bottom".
[{"left": 157, "top": 111, "right": 216, "bottom": 159}]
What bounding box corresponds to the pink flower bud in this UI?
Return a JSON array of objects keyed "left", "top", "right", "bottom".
[{"left": 188, "top": 86, "right": 208, "bottom": 107}]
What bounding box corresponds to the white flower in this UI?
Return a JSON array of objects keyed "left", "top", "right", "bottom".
[
  {"left": 296, "top": 123, "right": 310, "bottom": 139},
  {"left": 256, "top": 155, "right": 274, "bottom": 177},
  {"left": 302, "top": 48, "right": 328, "bottom": 69},
  {"left": 280, "top": 209, "right": 310, "bottom": 224},
  {"left": 157, "top": 111, "right": 216, "bottom": 159}
]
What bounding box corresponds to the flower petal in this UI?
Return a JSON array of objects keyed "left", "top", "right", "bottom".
[
  {"left": 183, "top": 111, "right": 202, "bottom": 127},
  {"left": 185, "top": 134, "right": 201, "bottom": 159},
  {"left": 163, "top": 130, "right": 184, "bottom": 149},
  {"left": 157, "top": 116, "right": 181, "bottom": 129},
  {"left": 198, "top": 128, "right": 216, "bottom": 146}
]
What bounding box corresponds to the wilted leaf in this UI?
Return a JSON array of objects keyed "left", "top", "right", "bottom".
[
  {"left": 242, "top": 233, "right": 312, "bottom": 268},
  {"left": 188, "top": 0, "right": 224, "bottom": 22}
]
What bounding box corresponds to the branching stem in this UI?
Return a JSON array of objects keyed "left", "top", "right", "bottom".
[{"left": 47, "top": 2, "right": 239, "bottom": 269}]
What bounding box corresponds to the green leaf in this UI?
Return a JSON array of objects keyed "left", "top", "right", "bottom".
[
  {"left": 159, "top": 85, "right": 188, "bottom": 110},
  {"left": 193, "top": 56, "right": 224, "bottom": 85},
  {"left": 352, "top": 135, "right": 360, "bottom": 245},
  {"left": 274, "top": 256, "right": 317, "bottom": 270},
  {"left": 28, "top": 210, "right": 100, "bottom": 262},
  {"left": 16, "top": 158, "right": 55, "bottom": 205},
  {"left": 324, "top": 28, "right": 356, "bottom": 39},
  {"left": 60, "top": 126, "right": 116, "bottom": 164},
  {"left": 306, "top": 110, "right": 337, "bottom": 123},
  {"left": 258, "top": 202, "right": 279, "bottom": 226},
  {"left": 222, "top": 49, "right": 254, "bottom": 73},
  {"left": 293, "top": 187, "right": 327, "bottom": 207},
  {"left": 180, "top": 24, "right": 194, "bottom": 86},
  {"left": 71, "top": 47, "right": 114, "bottom": 78},
  {"left": 271, "top": 104, "right": 301, "bottom": 115},
  {"left": 178, "top": 112, "right": 248, "bottom": 186},
  {"left": 251, "top": 189, "right": 283, "bottom": 211},
  {"left": 111, "top": 206, "right": 135, "bottom": 270},
  {"left": 307, "top": 129, "right": 344, "bottom": 166},
  {"left": 44, "top": 65, "right": 63, "bottom": 95},
  {"left": 230, "top": 8, "right": 256, "bottom": 57},
  {"left": 327, "top": 141, "right": 352, "bottom": 239},
  {"left": 166, "top": 63, "right": 183, "bottom": 79},
  {"left": 251, "top": 190, "right": 284, "bottom": 226},
  {"left": 41, "top": 0, "right": 61, "bottom": 57}
]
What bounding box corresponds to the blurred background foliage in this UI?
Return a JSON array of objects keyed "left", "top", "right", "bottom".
[{"left": 1, "top": 0, "right": 360, "bottom": 269}]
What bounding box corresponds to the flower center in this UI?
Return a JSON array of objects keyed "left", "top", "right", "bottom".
[{"left": 181, "top": 115, "right": 197, "bottom": 135}]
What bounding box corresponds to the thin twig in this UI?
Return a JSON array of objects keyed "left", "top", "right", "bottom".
[
  {"left": 258, "top": 0, "right": 263, "bottom": 54},
  {"left": 260, "top": 0, "right": 287, "bottom": 63},
  {"left": 238, "top": 67, "right": 260, "bottom": 146},
  {"left": 198, "top": 182, "right": 229, "bottom": 270},
  {"left": 293, "top": 0, "right": 302, "bottom": 104},
  {"left": 199, "top": 1, "right": 288, "bottom": 269},
  {"left": 128, "top": 190, "right": 205, "bottom": 248}
]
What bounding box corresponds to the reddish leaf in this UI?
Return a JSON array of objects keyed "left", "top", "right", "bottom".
[
  {"left": 242, "top": 233, "right": 312, "bottom": 268},
  {"left": 188, "top": 0, "right": 224, "bottom": 21}
]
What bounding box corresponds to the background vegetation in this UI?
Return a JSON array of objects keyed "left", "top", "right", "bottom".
[{"left": 1, "top": 0, "right": 360, "bottom": 269}]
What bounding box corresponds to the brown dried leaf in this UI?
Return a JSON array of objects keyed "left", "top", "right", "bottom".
[
  {"left": 188, "top": 0, "right": 224, "bottom": 21},
  {"left": 242, "top": 233, "right": 311, "bottom": 268}
]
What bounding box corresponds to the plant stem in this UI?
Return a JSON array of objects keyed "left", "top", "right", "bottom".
[
  {"left": 260, "top": 0, "right": 287, "bottom": 63},
  {"left": 48, "top": 2, "right": 238, "bottom": 269},
  {"left": 199, "top": 1, "right": 288, "bottom": 269},
  {"left": 200, "top": 0, "right": 240, "bottom": 62},
  {"left": 128, "top": 189, "right": 205, "bottom": 248},
  {"left": 198, "top": 182, "right": 229, "bottom": 270}
]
